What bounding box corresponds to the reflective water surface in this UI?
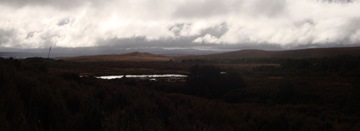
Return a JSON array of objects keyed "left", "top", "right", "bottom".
[{"left": 96, "top": 74, "right": 187, "bottom": 80}]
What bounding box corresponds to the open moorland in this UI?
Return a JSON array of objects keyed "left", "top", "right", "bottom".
[{"left": 1, "top": 47, "right": 360, "bottom": 130}]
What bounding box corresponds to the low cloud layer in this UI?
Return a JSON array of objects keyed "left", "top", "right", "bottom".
[{"left": 0, "top": 0, "right": 360, "bottom": 51}]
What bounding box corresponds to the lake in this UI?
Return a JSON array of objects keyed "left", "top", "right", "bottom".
[{"left": 96, "top": 74, "right": 187, "bottom": 80}]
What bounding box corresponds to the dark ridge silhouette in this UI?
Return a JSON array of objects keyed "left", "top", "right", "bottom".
[
  {"left": 177, "top": 46, "right": 360, "bottom": 60},
  {"left": 62, "top": 52, "right": 172, "bottom": 62}
]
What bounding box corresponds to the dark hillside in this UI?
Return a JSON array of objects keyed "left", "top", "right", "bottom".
[
  {"left": 63, "top": 52, "right": 172, "bottom": 62},
  {"left": 178, "top": 46, "right": 360, "bottom": 60}
]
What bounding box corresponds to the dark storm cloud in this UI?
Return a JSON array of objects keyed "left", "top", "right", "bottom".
[
  {"left": 57, "top": 18, "right": 70, "bottom": 26},
  {"left": 173, "top": 0, "right": 234, "bottom": 18},
  {"left": 0, "top": 29, "right": 15, "bottom": 45},
  {"left": 201, "top": 23, "right": 228, "bottom": 38},
  {"left": 100, "top": 23, "right": 230, "bottom": 50},
  {"left": 168, "top": 23, "right": 192, "bottom": 36},
  {"left": 168, "top": 22, "right": 228, "bottom": 38},
  {"left": 172, "top": 0, "right": 287, "bottom": 18},
  {"left": 335, "top": 18, "right": 360, "bottom": 44},
  {"left": 293, "top": 19, "right": 315, "bottom": 27},
  {"left": 344, "top": 18, "right": 360, "bottom": 36},
  {"left": 250, "top": 0, "right": 287, "bottom": 17}
]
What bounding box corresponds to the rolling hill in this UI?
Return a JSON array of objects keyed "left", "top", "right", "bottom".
[
  {"left": 177, "top": 46, "right": 360, "bottom": 60},
  {"left": 63, "top": 52, "right": 173, "bottom": 62},
  {"left": 61, "top": 46, "right": 360, "bottom": 62}
]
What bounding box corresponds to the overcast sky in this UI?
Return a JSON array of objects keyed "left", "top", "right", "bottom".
[{"left": 0, "top": 0, "right": 360, "bottom": 52}]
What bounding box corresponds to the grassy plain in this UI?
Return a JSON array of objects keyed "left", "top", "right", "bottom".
[{"left": 1, "top": 47, "right": 360, "bottom": 130}]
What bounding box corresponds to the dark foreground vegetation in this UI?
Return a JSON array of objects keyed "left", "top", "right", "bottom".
[{"left": 1, "top": 56, "right": 360, "bottom": 130}]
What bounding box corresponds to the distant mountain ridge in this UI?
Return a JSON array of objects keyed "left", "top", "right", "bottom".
[
  {"left": 63, "top": 52, "right": 172, "bottom": 62},
  {"left": 177, "top": 46, "right": 360, "bottom": 60},
  {"left": 0, "top": 52, "right": 46, "bottom": 58},
  {"left": 11, "top": 46, "right": 360, "bottom": 61}
]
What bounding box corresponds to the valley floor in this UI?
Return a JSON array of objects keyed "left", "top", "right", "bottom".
[{"left": 1, "top": 57, "right": 360, "bottom": 130}]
